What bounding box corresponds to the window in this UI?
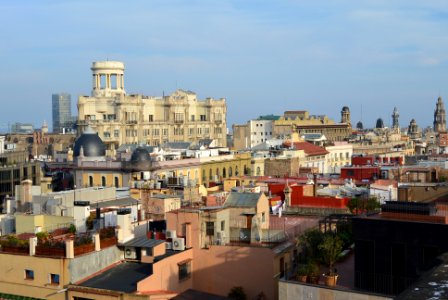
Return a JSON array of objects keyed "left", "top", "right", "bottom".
[
  {"left": 89, "top": 176, "right": 93, "bottom": 187},
  {"left": 191, "top": 115, "right": 195, "bottom": 121},
  {"left": 114, "top": 129, "right": 119, "bottom": 137},
  {"left": 206, "top": 222, "right": 214, "bottom": 236},
  {"left": 25, "top": 269, "right": 34, "bottom": 280},
  {"left": 262, "top": 212, "right": 265, "bottom": 223},
  {"left": 148, "top": 114, "right": 154, "bottom": 122},
  {"left": 221, "top": 220, "right": 225, "bottom": 231},
  {"left": 103, "top": 132, "right": 110, "bottom": 138},
  {"left": 101, "top": 176, "right": 106, "bottom": 186},
  {"left": 115, "top": 177, "right": 119, "bottom": 188},
  {"left": 178, "top": 261, "right": 191, "bottom": 281},
  {"left": 200, "top": 115, "right": 206, "bottom": 121},
  {"left": 50, "top": 273, "right": 60, "bottom": 285}
]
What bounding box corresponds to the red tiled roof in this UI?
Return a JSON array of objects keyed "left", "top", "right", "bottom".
[{"left": 290, "top": 141, "right": 329, "bottom": 156}]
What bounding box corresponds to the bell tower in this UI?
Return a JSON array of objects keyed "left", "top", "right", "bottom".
[{"left": 434, "top": 96, "right": 446, "bottom": 133}]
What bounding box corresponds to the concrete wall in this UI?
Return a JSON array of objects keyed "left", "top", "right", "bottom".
[
  {"left": 69, "top": 246, "right": 122, "bottom": 283},
  {"left": 265, "top": 157, "right": 300, "bottom": 177},
  {"left": 279, "top": 280, "right": 393, "bottom": 300}
]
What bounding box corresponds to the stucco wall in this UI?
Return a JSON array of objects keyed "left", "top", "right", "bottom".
[
  {"left": 193, "top": 245, "right": 276, "bottom": 300},
  {"left": 69, "top": 246, "right": 122, "bottom": 283},
  {"left": 279, "top": 280, "right": 393, "bottom": 300},
  {"left": 0, "top": 253, "right": 69, "bottom": 300},
  {"left": 137, "top": 249, "right": 194, "bottom": 293}
]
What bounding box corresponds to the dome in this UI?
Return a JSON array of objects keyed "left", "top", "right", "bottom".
[
  {"left": 356, "top": 121, "right": 364, "bottom": 130},
  {"left": 376, "top": 118, "right": 385, "bottom": 129},
  {"left": 73, "top": 127, "right": 106, "bottom": 157},
  {"left": 342, "top": 106, "right": 350, "bottom": 112},
  {"left": 130, "top": 147, "right": 151, "bottom": 163}
]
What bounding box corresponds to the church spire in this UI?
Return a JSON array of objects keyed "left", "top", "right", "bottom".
[{"left": 434, "top": 96, "right": 446, "bottom": 133}]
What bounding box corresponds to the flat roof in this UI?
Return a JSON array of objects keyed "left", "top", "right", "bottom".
[
  {"left": 121, "top": 236, "right": 164, "bottom": 248},
  {"left": 79, "top": 262, "right": 152, "bottom": 293},
  {"left": 92, "top": 197, "right": 140, "bottom": 209}
]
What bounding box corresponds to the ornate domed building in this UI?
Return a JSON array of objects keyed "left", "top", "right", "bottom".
[
  {"left": 123, "top": 146, "right": 153, "bottom": 172},
  {"left": 73, "top": 126, "right": 106, "bottom": 161}
]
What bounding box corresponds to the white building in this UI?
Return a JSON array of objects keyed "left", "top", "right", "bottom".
[{"left": 325, "top": 142, "right": 353, "bottom": 174}]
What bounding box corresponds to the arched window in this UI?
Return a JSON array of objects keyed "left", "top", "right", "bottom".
[
  {"left": 101, "top": 176, "right": 106, "bottom": 187},
  {"left": 209, "top": 168, "right": 213, "bottom": 180},
  {"left": 89, "top": 176, "right": 93, "bottom": 187},
  {"left": 223, "top": 168, "right": 227, "bottom": 178},
  {"left": 216, "top": 168, "right": 220, "bottom": 178},
  {"left": 235, "top": 166, "right": 239, "bottom": 176},
  {"left": 229, "top": 167, "right": 233, "bottom": 177},
  {"left": 114, "top": 177, "right": 119, "bottom": 188},
  {"left": 202, "top": 170, "right": 206, "bottom": 182},
  {"left": 256, "top": 167, "right": 261, "bottom": 176}
]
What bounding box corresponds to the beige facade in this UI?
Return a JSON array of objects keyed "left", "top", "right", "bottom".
[
  {"left": 77, "top": 61, "right": 227, "bottom": 149},
  {"left": 325, "top": 142, "right": 353, "bottom": 174},
  {"left": 142, "top": 194, "right": 181, "bottom": 220}
]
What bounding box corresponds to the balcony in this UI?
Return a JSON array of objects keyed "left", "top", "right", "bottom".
[{"left": 126, "top": 120, "right": 138, "bottom": 125}]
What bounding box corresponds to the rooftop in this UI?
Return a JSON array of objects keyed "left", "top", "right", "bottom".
[
  {"left": 93, "top": 197, "right": 140, "bottom": 209},
  {"left": 121, "top": 236, "right": 164, "bottom": 248},
  {"left": 223, "top": 192, "right": 262, "bottom": 208},
  {"left": 79, "top": 262, "right": 152, "bottom": 293}
]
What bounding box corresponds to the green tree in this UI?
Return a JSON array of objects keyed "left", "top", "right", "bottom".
[
  {"left": 347, "top": 196, "right": 380, "bottom": 214},
  {"left": 319, "top": 233, "right": 344, "bottom": 275}
]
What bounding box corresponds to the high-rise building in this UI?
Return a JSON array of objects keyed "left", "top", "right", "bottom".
[
  {"left": 433, "top": 96, "right": 446, "bottom": 133},
  {"left": 77, "top": 61, "right": 227, "bottom": 150},
  {"left": 52, "top": 93, "right": 72, "bottom": 133}
]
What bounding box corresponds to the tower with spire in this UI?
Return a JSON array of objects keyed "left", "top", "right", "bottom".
[
  {"left": 392, "top": 107, "right": 400, "bottom": 133},
  {"left": 434, "top": 96, "right": 446, "bottom": 133}
]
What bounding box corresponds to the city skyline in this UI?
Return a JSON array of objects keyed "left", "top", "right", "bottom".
[{"left": 1, "top": 0, "right": 447, "bottom": 131}]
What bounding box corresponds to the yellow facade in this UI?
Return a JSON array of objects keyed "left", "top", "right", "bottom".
[
  {"left": 81, "top": 171, "right": 125, "bottom": 188},
  {"left": 0, "top": 253, "right": 69, "bottom": 300},
  {"left": 199, "top": 153, "right": 252, "bottom": 187},
  {"left": 15, "top": 214, "right": 74, "bottom": 235}
]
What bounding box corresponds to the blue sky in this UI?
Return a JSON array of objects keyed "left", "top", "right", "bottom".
[{"left": 0, "top": 0, "right": 447, "bottom": 132}]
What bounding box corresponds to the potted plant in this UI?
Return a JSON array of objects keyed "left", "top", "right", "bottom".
[
  {"left": 297, "top": 264, "right": 308, "bottom": 283},
  {"left": 319, "top": 233, "right": 343, "bottom": 287},
  {"left": 307, "top": 261, "right": 320, "bottom": 284}
]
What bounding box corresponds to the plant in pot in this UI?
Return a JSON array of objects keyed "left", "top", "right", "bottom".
[
  {"left": 307, "top": 261, "right": 320, "bottom": 284},
  {"left": 297, "top": 264, "right": 308, "bottom": 283},
  {"left": 319, "top": 233, "right": 343, "bottom": 287}
]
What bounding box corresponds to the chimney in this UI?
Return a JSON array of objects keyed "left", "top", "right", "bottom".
[
  {"left": 29, "top": 237, "right": 37, "bottom": 256},
  {"left": 117, "top": 208, "right": 134, "bottom": 243},
  {"left": 65, "top": 239, "right": 74, "bottom": 259}
]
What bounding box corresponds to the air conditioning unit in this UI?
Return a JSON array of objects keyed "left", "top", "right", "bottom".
[
  {"left": 165, "top": 242, "right": 173, "bottom": 250},
  {"left": 124, "top": 247, "right": 137, "bottom": 259},
  {"left": 166, "top": 230, "right": 177, "bottom": 239},
  {"left": 173, "top": 237, "right": 185, "bottom": 251}
]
